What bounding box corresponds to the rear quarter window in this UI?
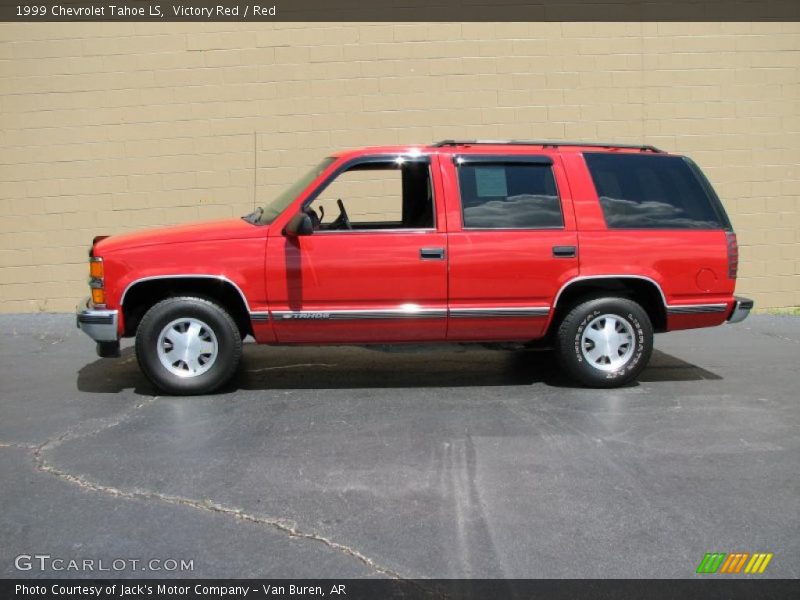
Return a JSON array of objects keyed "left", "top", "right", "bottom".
[{"left": 584, "top": 153, "right": 729, "bottom": 229}]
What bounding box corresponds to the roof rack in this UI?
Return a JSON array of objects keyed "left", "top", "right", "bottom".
[{"left": 430, "top": 140, "right": 664, "bottom": 153}]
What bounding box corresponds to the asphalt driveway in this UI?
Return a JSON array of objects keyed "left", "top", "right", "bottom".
[{"left": 1, "top": 313, "right": 798, "bottom": 578}]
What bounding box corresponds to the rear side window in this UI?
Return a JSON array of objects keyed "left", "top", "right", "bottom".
[
  {"left": 456, "top": 160, "right": 563, "bottom": 229},
  {"left": 584, "top": 153, "right": 727, "bottom": 229}
]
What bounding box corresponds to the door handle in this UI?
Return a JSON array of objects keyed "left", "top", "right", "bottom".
[
  {"left": 552, "top": 245, "right": 577, "bottom": 258},
  {"left": 420, "top": 247, "right": 445, "bottom": 260}
]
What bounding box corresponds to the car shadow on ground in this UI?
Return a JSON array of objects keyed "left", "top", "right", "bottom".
[{"left": 76, "top": 343, "right": 721, "bottom": 396}]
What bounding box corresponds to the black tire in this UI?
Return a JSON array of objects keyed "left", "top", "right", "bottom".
[
  {"left": 135, "top": 296, "right": 242, "bottom": 395},
  {"left": 555, "top": 297, "right": 653, "bottom": 388}
]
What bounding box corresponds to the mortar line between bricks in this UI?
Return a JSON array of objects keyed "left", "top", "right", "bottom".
[{"left": 26, "top": 395, "right": 408, "bottom": 582}]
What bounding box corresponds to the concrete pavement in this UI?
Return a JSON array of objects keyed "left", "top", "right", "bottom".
[{"left": 1, "top": 314, "right": 798, "bottom": 578}]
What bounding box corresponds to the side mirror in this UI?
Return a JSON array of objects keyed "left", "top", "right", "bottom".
[{"left": 284, "top": 212, "right": 314, "bottom": 237}]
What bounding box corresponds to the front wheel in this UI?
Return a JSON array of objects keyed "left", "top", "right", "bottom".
[
  {"left": 555, "top": 297, "right": 653, "bottom": 388},
  {"left": 135, "top": 297, "right": 242, "bottom": 395}
]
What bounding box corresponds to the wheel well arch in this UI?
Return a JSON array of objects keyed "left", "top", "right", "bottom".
[
  {"left": 549, "top": 276, "right": 667, "bottom": 334},
  {"left": 120, "top": 276, "right": 252, "bottom": 338}
]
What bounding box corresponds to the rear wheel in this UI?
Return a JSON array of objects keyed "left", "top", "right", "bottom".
[
  {"left": 135, "top": 296, "right": 242, "bottom": 395},
  {"left": 555, "top": 297, "right": 653, "bottom": 388}
]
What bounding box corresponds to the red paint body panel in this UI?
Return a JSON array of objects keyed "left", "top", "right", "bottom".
[
  {"left": 97, "top": 233, "right": 268, "bottom": 336},
  {"left": 265, "top": 231, "right": 448, "bottom": 343},
  {"left": 95, "top": 218, "right": 262, "bottom": 253},
  {"left": 89, "top": 143, "right": 743, "bottom": 343},
  {"left": 439, "top": 153, "right": 579, "bottom": 340},
  {"left": 559, "top": 152, "right": 611, "bottom": 231},
  {"left": 445, "top": 229, "right": 578, "bottom": 340},
  {"left": 577, "top": 230, "right": 734, "bottom": 331},
  {"left": 667, "top": 311, "right": 731, "bottom": 331},
  {"left": 577, "top": 230, "right": 734, "bottom": 302}
]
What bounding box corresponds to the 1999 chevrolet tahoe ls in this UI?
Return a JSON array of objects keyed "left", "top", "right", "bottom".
[{"left": 77, "top": 140, "right": 753, "bottom": 394}]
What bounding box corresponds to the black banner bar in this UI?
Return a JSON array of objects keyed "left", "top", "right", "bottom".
[
  {"left": 1, "top": 0, "right": 799, "bottom": 22},
  {"left": 2, "top": 579, "right": 800, "bottom": 600}
]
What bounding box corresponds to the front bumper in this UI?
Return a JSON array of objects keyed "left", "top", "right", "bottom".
[
  {"left": 727, "top": 296, "right": 754, "bottom": 324},
  {"left": 76, "top": 297, "right": 119, "bottom": 342}
]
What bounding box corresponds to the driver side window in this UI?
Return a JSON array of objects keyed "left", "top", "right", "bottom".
[{"left": 307, "top": 159, "right": 435, "bottom": 231}]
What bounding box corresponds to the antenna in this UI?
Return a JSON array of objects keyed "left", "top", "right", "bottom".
[{"left": 252, "top": 131, "right": 258, "bottom": 210}]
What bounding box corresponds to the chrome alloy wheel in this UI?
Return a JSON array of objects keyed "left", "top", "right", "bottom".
[
  {"left": 156, "top": 317, "right": 219, "bottom": 378},
  {"left": 580, "top": 313, "right": 635, "bottom": 372}
]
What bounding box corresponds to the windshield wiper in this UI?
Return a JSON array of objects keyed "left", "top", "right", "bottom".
[{"left": 241, "top": 206, "right": 263, "bottom": 225}]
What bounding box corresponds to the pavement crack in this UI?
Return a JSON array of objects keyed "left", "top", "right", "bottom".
[
  {"left": 33, "top": 395, "right": 160, "bottom": 455},
  {"left": 33, "top": 455, "right": 404, "bottom": 579},
  {"left": 28, "top": 393, "right": 406, "bottom": 581},
  {"left": 759, "top": 330, "right": 800, "bottom": 345},
  {"left": 0, "top": 441, "right": 37, "bottom": 449}
]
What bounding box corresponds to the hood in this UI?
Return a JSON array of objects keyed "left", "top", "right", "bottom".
[{"left": 94, "top": 218, "right": 263, "bottom": 254}]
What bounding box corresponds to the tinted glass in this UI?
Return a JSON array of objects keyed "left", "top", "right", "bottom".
[
  {"left": 584, "top": 153, "right": 725, "bottom": 229},
  {"left": 307, "top": 159, "right": 434, "bottom": 230},
  {"left": 457, "top": 163, "right": 562, "bottom": 229},
  {"left": 259, "top": 157, "right": 335, "bottom": 224}
]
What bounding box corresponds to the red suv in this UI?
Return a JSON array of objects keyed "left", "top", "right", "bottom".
[{"left": 77, "top": 140, "right": 752, "bottom": 394}]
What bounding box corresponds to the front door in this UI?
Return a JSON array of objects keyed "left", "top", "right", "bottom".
[{"left": 266, "top": 154, "right": 448, "bottom": 343}]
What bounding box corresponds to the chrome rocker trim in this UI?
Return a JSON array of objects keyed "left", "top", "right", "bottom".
[
  {"left": 76, "top": 297, "right": 119, "bottom": 343},
  {"left": 727, "top": 296, "right": 754, "bottom": 324},
  {"left": 272, "top": 308, "right": 447, "bottom": 320},
  {"left": 268, "top": 306, "right": 550, "bottom": 321},
  {"left": 449, "top": 307, "right": 550, "bottom": 318},
  {"left": 666, "top": 303, "right": 729, "bottom": 315}
]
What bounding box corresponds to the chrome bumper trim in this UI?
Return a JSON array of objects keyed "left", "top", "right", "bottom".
[
  {"left": 76, "top": 298, "right": 119, "bottom": 342},
  {"left": 727, "top": 296, "right": 754, "bottom": 324}
]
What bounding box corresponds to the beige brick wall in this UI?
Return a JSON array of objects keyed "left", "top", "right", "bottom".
[
  {"left": 0, "top": 22, "right": 798, "bottom": 312},
  {"left": 310, "top": 168, "right": 405, "bottom": 224}
]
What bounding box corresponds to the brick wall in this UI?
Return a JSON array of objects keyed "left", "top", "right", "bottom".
[{"left": 0, "top": 22, "right": 798, "bottom": 311}]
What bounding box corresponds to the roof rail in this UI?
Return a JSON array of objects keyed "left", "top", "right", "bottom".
[{"left": 430, "top": 140, "right": 664, "bottom": 153}]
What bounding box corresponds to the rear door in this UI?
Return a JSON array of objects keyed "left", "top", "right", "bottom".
[{"left": 442, "top": 153, "right": 580, "bottom": 341}]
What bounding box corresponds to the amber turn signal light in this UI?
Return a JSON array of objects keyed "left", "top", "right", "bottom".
[
  {"left": 91, "top": 288, "right": 106, "bottom": 305},
  {"left": 89, "top": 258, "right": 104, "bottom": 279}
]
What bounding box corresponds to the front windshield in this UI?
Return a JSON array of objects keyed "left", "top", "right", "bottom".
[{"left": 257, "top": 157, "right": 336, "bottom": 225}]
